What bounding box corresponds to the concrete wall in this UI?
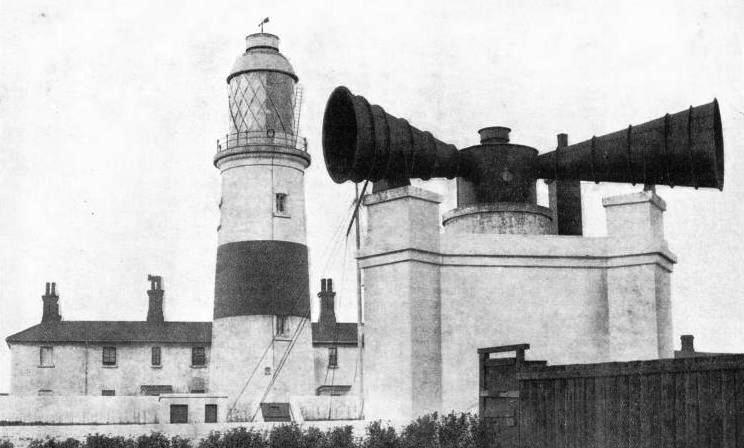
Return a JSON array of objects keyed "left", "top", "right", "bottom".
[
  {"left": 293, "top": 395, "right": 362, "bottom": 421},
  {"left": 0, "top": 420, "right": 372, "bottom": 448},
  {"left": 209, "top": 315, "right": 314, "bottom": 421},
  {"left": 10, "top": 343, "right": 210, "bottom": 396},
  {"left": 157, "top": 394, "right": 227, "bottom": 424},
  {"left": 359, "top": 186, "right": 676, "bottom": 420},
  {"left": 312, "top": 345, "right": 359, "bottom": 394},
  {"left": 361, "top": 187, "right": 443, "bottom": 421},
  {"left": 0, "top": 396, "right": 159, "bottom": 424}
]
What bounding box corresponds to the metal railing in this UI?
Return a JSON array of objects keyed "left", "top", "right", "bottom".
[{"left": 216, "top": 130, "right": 307, "bottom": 152}]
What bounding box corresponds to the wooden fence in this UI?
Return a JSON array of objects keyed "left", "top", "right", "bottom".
[{"left": 479, "top": 345, "right": 744, "bottom": 448}]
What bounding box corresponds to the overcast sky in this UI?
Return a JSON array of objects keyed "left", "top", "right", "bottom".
[{"left": 0, "top": 0, "right": 742, "bottom": 391}]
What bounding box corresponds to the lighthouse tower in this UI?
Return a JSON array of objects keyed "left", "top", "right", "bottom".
[{"left": 209, "top": 33, "right": 313, "bottom": 420}]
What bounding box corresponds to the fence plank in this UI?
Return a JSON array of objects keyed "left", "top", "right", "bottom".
[{"left": 721, "top": 369, "right": 736, "bottom": 448}]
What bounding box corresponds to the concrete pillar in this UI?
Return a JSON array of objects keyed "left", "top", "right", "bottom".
[
  {"left": 603, "top": 191, "right": 674, "bottom": 361},
  {"left": 360, "top": 186, "right": 442, "bottom": 421}
]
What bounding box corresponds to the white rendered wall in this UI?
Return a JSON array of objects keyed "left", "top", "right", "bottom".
[
  {"left": 10, "top": 343, "right": 210, "bottom": 396},
  {"left": 312, "top": 345, "right": 359, "bottom": 393},
  {"left": 209, "top": 315, "right": 314, "bottom": 421},
  {"left": 359, "top": 186, "right": 676, "bottom": 420},
  {"left": 216, "top": 152, "right": 308, "bottom": 246}
]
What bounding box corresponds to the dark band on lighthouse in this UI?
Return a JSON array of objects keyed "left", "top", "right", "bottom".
[{"left": 214, "top": 240, "right": 310, "bottom": 319}]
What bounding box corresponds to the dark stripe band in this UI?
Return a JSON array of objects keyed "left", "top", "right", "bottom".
[{"left": 213, "top": 240, "right": 310, "bottom": 319}]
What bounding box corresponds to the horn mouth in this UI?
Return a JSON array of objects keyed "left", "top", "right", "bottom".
[
  {"left": 322, "top": 86, "right": 358, "bottom": 184},
  {"left": 712, "top": 98, "right": 724, "bottom": 190}
]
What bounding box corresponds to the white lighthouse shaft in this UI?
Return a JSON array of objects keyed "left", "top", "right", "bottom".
[{"left": 209, "top": 32, "right": 313, "bottom": 420}]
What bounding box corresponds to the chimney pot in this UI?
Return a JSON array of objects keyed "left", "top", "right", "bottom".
[
  {"left": 146, "top": 275, "right": 165, "bottom": 323},
  {"left": 681, "top": 334, "right": 695, "bottom": 352},
  {"left": 41, "top": 281, "right": 61, "bottom": 323},
  {"left": 318, "top": 278, "right": 337, "bottom": 326}
]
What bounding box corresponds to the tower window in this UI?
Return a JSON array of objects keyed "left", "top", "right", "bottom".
[
  {"left": 328, "top": 347, "right": 338, "bottom": 369},
  {"left": 192, "top": 347, "right": 206, "bottom": 367},
  {"left": 275, "top": 193, "right": 287, "bottom": 214},
  {"left": 152, "top": 347, "right": 161, "bottom": 366},
  {"left": 276, "top": 315, "right": 288, "bottom": 336},
  {"left": 39, "top": 346, "right": 54, "bottom": 367},
  {"left": 102, "top": 346, "right": 116, "bottom": 366}
]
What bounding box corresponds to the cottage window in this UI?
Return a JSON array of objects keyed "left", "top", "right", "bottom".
[
  {"left": 39, "top": 346, "right": 54, "bottom": 367},
  {"left": 102, "top": 346, "right": 116, "bottom": 366},
  {"left": 170, "top": 404, "right": 188, "bottom": 424},
  {"left": 152, "top": 347, "right": 161, "bottom": 366},
  {"left": 101, "top": 389, "right": 115, "bottom": 396},
  {"left": 205, "top": 404, "right": 218, "bottom": 423},
  {"left": 192, "top": 347, "right": 206, "bottom": 367},
  {"left": 328, "top": 347, "right": 338, "bottom": 369}
]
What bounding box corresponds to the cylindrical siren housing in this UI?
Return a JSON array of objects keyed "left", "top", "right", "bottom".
[
  {"left": 322, "top": 86, "right": 462, "bottom": 184},
  {"left": 537, "top": 100, "right": 724, "bottom": 190}
]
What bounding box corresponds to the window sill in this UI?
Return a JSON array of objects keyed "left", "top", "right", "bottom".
[
  {"left": 273, "top": 212, "right": 291, "bottom": 219},
  {"left": 151, "top": 365, "right": 162, "bottom": 369},
  {"left": 274, "top": 335, "right": 292, "bottom": 341},
  {"left": 190, "top": 365, "right": 207, "bottom": 369},
  {"left": 328, "top": 365, "right": 339, "bottom": 370},
  {"left": 37, "top": 365, "right": 55, "bottom": 368},
  {"left": 102, "top": 365, "right": 118, "bottom": 369}
]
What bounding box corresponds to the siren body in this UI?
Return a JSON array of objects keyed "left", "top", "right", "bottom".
[{"left": 321, "top": 86, "right": 724, "bottom": 209}]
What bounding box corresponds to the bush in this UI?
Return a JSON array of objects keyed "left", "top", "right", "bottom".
[
  {"left": 0, "top": 440, "right": 12, "bottom": 448},
  {"left": 324, "top": 426, "right": 355, "bottom": 448},
  {"left": 84, "top": 434, "right": 135, "bottom": 448},
  {"left": 28, "top": 438, "right": 81, "bottom": 448},
  {"left": 363, "top": 421, "right": 398, "bottom": 448},
  {"left": 268, "top": 424, "right": 303, "bottom": 448},
  {"left": 21, "top": 412, "right": 499, "bottom": 448},
  {"left": 135, "top": 433, "right": 169, "bottom": 448},
  {"left": 214, "top": 427, "right": 265, "bottom": 448}
]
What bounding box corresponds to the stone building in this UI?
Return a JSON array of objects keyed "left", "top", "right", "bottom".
[
  {"left": 6, "top": 278, "right": 211, "bottom": 397},
  {"left": 312, "top": 279, "right": 358, "bottom": 397}
]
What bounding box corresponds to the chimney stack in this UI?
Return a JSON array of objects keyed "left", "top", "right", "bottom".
[
  {"left": 147, "top": 275, "right": 164, "bottom": 323},
  {"left": 681, "top": 334, "right": 695, "bottom": 353},
  {"left": 41, "top": 282, "right": 61, "bottom": 323},
  {"left": 318, "top": 278, "right": 336, "bottom": 326}
]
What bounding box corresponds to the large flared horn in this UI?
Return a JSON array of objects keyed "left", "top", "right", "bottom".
[
  {"left": 322, "top": 86, "right": 462, "bottom": 184},
  {"left": 537, "top": 100, "right": 724, "bottom": 190}
]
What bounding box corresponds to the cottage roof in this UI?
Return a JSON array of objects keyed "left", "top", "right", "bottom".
[
  {"left": 6, "top": 321, "right": 212, "bottom": 345},
  {"left": 311, "top": 321, "right": 358, "bottom": 346}
]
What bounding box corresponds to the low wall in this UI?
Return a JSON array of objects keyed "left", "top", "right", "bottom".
[
  {"left": 0, "top": 396, "right": 160, "bottom": 425},
  {"left": 293, "top": 395, "right": 362, "bottom": 421},
  {"left": 0, "top": 420, "right": 375, "bottom": 448}
]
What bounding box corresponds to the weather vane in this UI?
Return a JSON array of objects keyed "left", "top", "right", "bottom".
[{"left": 258, "top": 17, "right": 269, "bottom": 33}]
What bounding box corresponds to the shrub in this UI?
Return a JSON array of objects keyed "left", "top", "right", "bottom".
[
  {"left": 84, "top": 434, "right": 135, "bottom": 448},
  {"left": 299, "top": 427, "right": 326, "bottom": 448},
  {"left": 135, "top": 433, "right": 169, "bottom": 448},
  {"left": 363, "top": 421, "right": 398, "bottom": 448},
  {"left": 217, "top": 427, "right": 265, "bottom": 448},
  {"left": 169, "top": 436, "right": 191, "bottom": 448},
  {"left": 268, "top": 424, "right": 303, "bottom": 448},
  {"left": 399, "top": 413, "right": 439, "bottom": 448},
  {"left": 28, "top": 438, "right": 81, "bottom": 448},
  {"left": 324, "top": 426, "right": 355, "bottom": 448},
  {"left": 0, "top": 440, "right": 12, "bottom": 448}
]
